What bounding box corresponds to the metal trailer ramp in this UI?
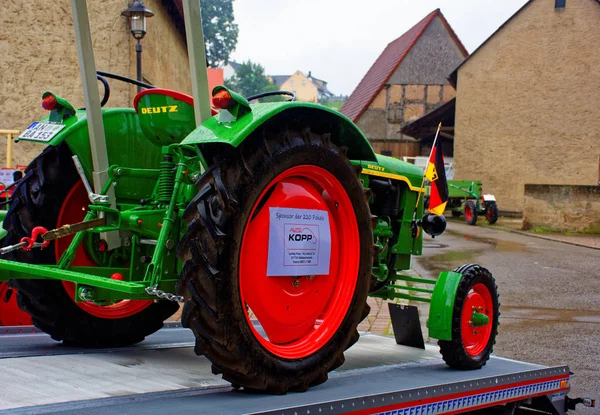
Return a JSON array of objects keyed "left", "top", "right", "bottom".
[{"left": 0, "top": 329, "right": 570, "bottom": 414}]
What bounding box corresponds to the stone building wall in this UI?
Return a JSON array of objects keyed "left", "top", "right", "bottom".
[
  {"left": 358, "top": 84, "right": 456, "bottom": 157},
  {"left": 454, "top": 0, "right": 600, "bottom": 213},
  {"left": 523, "top": 184, "right": 600, "bottom": 233},
  {"left": 0, "top": 0, "right": 190, "bottom": 168},
  {"left": 356, "top": 15, "right": 464, "bottom": 158}
]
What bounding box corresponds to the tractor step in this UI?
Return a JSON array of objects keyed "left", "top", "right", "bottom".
[{"left": 0, "top": 331, "right": 573, "bottom": 414}]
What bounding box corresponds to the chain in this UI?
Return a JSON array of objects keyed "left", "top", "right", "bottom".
[{"left": 145, "top": 285, "right": 184, "bottom": 302}]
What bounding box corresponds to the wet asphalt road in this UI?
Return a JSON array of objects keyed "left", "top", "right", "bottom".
[{"left": 414, "top": 221, "right": 600, "bottom": 413}]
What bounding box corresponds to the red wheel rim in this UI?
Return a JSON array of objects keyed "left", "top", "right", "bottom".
[
  {"left": 464, "top": 204, "right": 473, "bottom": 222},
  {"left": 57, "top": 181, "right": 152, "bottom": 319},
  {"left": 239, "top": 165, "right": 359, "bottom": 359},
  {"left": 460, "top": 282, "right": 493, "bottom": 356}
]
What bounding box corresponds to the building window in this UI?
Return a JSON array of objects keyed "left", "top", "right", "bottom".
[
  {"left": 290, "top": 80, "right": 295, "bottom": 86},
  {"left": 555, "top": 0, "right": 566, "bottom": 8},
  {"left": 381, "top": 150, "right": 393, "bottom": 156},
  {"left": 301, "top": 80, "right": 306, "bottom": 86}
]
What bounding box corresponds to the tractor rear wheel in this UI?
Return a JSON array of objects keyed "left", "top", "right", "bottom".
[
  {"left": 177, "top": 127, "right": 373, "bottom": 393},
  {"left": 463, "top": 200, "right": 478, "bottom": 225},
  {"left": 485, "top": 201, "right": 499, "bottom": 225},
  {"left": 2, "top": 143, "right": 178, "bottom": 347},
  {"left": 439, "top": 264, "right": 499, "bottom": 370}
]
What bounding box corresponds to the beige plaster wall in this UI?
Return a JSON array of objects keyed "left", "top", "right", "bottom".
[
  {"left": 138, "top": 0, "right": 191, "bottom": 95},
  {"left": 454, "top": 0, "right": 600, "bottom": 213},
  {"left": 0, "top": 0, "right": 190, "bottom": 168}
]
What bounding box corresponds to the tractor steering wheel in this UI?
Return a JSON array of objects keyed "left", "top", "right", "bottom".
[
  {"left": 245, "top": 90, "right": 296, "bottom": 102},
  {"left": 95, "top": 70, "right": 156, "bottom": 107},
  {"left": 95, "top": 71, "right": 296, "bottom": 107}
]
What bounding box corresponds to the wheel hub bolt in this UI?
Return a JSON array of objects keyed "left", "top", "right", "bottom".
[{"left": 292, "top": 279, "right": 300, "bottom": 287}]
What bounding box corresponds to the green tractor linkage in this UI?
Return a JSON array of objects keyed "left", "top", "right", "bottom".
[{"left": 0, "top": 0, "right": 499, "bottom": 394}]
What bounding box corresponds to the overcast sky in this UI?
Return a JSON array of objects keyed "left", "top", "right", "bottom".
[{"left": 229, "top": 0, "right": 529, "bottom": 96}]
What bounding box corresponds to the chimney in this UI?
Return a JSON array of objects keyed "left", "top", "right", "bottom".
[
  {"left": 555, "top": 0, "right": 566, "bottom": 9},
  {"left": 308, "top": 71, "right": 312, "bottom": 78}
]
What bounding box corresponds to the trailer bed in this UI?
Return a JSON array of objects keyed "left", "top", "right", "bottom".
[{"left": 0, "top": 326, "right": 570, "bottom": 414}]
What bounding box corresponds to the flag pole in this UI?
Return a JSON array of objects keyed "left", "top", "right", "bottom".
[{"left": 415, "top": 122, "right": 442, "bottom": 210}]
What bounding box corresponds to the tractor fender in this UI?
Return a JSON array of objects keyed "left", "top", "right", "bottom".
[
  {"left": 427, "top": 270, "right": 463, "bottom": 341},
  {"left": 16, "top": 109, "right": 143, "bottom": 179},
  {"left": 180, "top": 102, "right": 378, "bottom": 162},
  {"left": 15, "top": 109, "right": 164, "bottom": 202}
]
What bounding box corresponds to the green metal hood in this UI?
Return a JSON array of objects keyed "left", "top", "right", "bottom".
[{"left": 361, "top": 154, "right": 424, "bottom": 190}]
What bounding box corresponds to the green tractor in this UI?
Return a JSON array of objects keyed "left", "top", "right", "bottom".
[
  {"left": 0, "top": 0, "right": 500, "bottom": 394},
  {"left": 445, "top": 180, "right": 499, "bottom": 226}
]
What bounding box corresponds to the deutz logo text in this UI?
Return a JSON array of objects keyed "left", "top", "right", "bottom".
[{"left": 141, "top": 105, "right": 178, "bottom": 114}]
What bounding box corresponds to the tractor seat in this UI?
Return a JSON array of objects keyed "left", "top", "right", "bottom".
[
  {"left": 133, "top": 88, "right": 215, "bottom": 146},
  {"left": 133, "top": 88, "right": 194, "bottom": 109}
]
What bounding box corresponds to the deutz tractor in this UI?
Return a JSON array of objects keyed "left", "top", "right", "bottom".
[{"left": 0, "top": 0, "right": 499, "bottom": 394}]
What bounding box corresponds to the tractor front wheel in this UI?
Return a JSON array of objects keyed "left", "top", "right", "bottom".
[
  {"left": 464, "top": 200, "right": 478, "bottom": 225},
  {"left": 3, "top": 143, "right": 178, "bottom": 347},
  {"left": 177, "top": 127, "right": 373, "bottom": 393},
  {"left": 485, "top": 201, "right": 499, "bottom": 225},
  {"left": 439, "top": 264, "right": 499, "bottom": 370}
]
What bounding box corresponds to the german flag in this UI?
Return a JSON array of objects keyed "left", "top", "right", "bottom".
[{"left": 424, "top": 135, "right": 448, "bottom": 216}]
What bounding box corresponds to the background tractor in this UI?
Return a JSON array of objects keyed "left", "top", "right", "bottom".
[
  {"left": 404, "top": 157, "right": 498, "bottom": 226},
  {"left": 445, "top": 180, "right": 499, "bottom": 226},
  {"left": 0, "top": 0, "right": 499, "bottom": 394}
]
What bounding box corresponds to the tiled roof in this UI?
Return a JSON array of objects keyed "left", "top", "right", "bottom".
[
  {"left": 341, "top": 9, "right": 467, "bottom": 122},
  {"left": 307, "top": 73, "right": 334, "bottom": 97},
  {"left": 270, "top": 75, "right": 291, "bottom": 88}
]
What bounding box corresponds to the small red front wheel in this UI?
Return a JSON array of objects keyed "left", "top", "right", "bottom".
[
  {"left": 485, "top": 201, "right": 499, "bottom": 225},
  {"left": 439, "top": 264, "right": 499, "bottom": 370}
]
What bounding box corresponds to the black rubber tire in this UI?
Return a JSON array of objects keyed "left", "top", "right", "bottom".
[
  {"left": 451, "top": 210, "right": 462, "bottom": 218},
  {"left": 463, "top": 200, "right": 478, "bottom": 226},
  {"left": 485, "top": 201, "right": 499, "bottom": 225},
  {"left": 438, "top": 264, "right": 499, "bottom": 370},
  {"left": 3, "top": 143, "right": 178, "bottom": 347},
  {"left": 177, "top": 127, "right": 373, "bottom": 393}
]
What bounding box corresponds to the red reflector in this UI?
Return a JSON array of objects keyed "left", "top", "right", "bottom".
[
  {"left": 110, "top": 273, "right": 123, "bottom": 281},
  {"left": 213, "top": 90, "right": 232, "bottom": 109},
  {"left": 42, "top": 94, "right": 57, "bottom": 111},
  {"left": 97, "top": 239, "right": 108, "bottom": 253}
]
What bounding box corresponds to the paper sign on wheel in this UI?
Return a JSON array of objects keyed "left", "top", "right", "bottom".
[{"left": 267, "top": 207, "right": 331, "bottom": 277}]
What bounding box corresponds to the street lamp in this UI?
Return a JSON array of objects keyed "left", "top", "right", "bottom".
[{"left": 121, "top": 1, "right": 154, "bottom": 92}]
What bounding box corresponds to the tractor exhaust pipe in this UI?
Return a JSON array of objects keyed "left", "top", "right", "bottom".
[{"left": 420, "top": 213, "right": 447, "bottom": 237}]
